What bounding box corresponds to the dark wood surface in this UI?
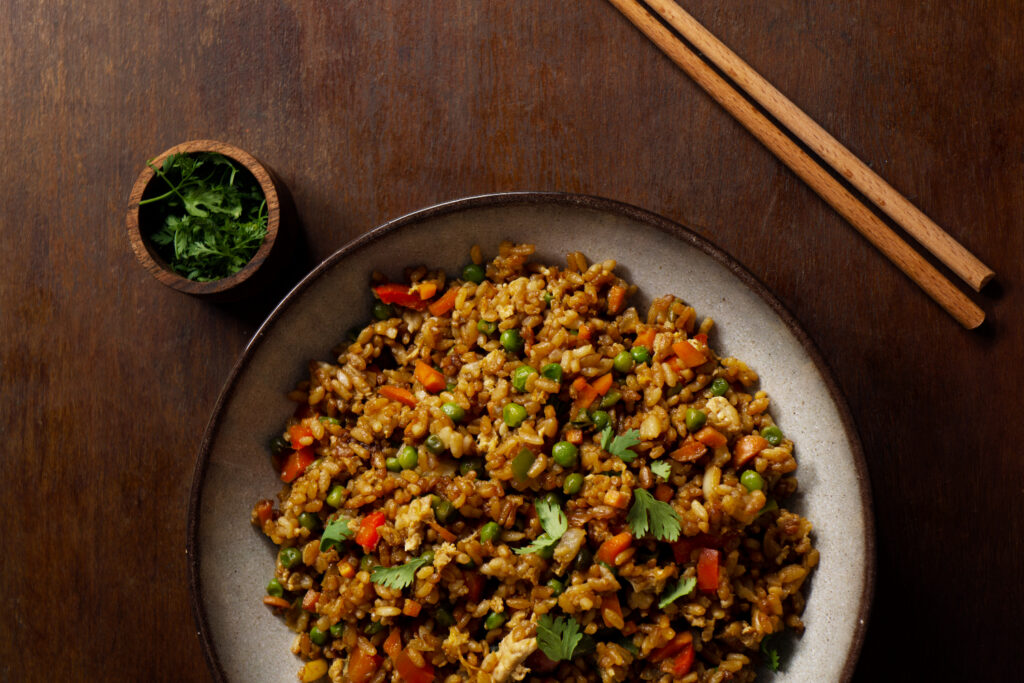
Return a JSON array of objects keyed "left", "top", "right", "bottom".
[{"left": 2, "top": 2, "right": 1020, "bottom": 680}]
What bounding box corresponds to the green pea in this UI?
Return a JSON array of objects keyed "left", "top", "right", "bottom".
[
  {"left": 365, "top": 622, "right": 385, "bottom": 635},
  {"left": 563, "top": 472, "right": 584, "bottom": 495},
  {"left": 299, "top": 512, "right": 320, "bottom": 531},
  {"left": 372, "top": 302, "right": 393, "bottom": 320},
  {"left": 270, "top": 435, "right": 290, "bottom": 455},
  {"left": 279, "top": 547, "right": 301, "bottom": 570},
  {"left": 397, "top": 444, "right": 419, "bottom": 470},
  {"left": 541, "top": 363, "right": 563, "bottom": 382},
  {"left": 543, "top": 291, "right": 554, "bottom": 304},
  {"left": 385, "top": 456, "right": 402, "bottom": 472},
  {"left": 589, "top": 410, "right": 610, "bottom": 431},
  {"left": 329, "top": 622, "right": 344, "bottom": 638},
  {"left": 546, "top": 578, "right": 565, "bottom": 596},
  {"left": 761, "top": 425, "right": 784, "bottom": 446},
  {"left": 432, "top": 497, "right": 456, "bottom": 524},
  {"left": 326, "top": 485, "right": 345, "bottom": 508},
  {"left": 459, "top": 457, "right": 486, "bottom": 478},
  {"left": 613, "top": 350, "right": 634, "bottom": 373},
  {"left": 665, "top": 383, "right": 684, "bottom": 398},
  {"left": 310, "top": 626, "right": 328, "bottom": 646},
  {"left": 435, "top": 608, "right": 456, "bottom": 627},
  {"left": 318, "top": 416, "right": 341, "bottom": 425},
  {"left": 442, "top": 402, "right": 466, "bottom": 422},
  {"left": 685, "top": 408, "right": 707, "bottom": 432},
  {"left": 710, "top": 377, "right": 730, "bottom": 396},
  {"left": 420, "top": 550, "right": 435, "bottom": 565},
  {"left": 425, "top": 434, "right": 445, "bottom": 454},
  {"left": 360, "top": 555, "right": 375, "bottom": 571},
  {"left": 446, "top": 381, "right": 457, "bottom": 392},
  {"left": 552, "top": 441, "right": 578, "bottom": 468},
  {"left": 600, "top": 389, "right": 622, "bottom": 408},
  {"left": 511, "top": 448, "right": 536, "bottom": 481},
  {"left": 476, "top": 319, "right": 497, "bottom": 335},
  {"left": 503, "top": 402, "right": 527, "bottom": 428},
  {"left": 462, "top": 263, "right": 486, "bottom": 284},
  {"left": 266, "top": 577, "right": 284, "bottom": 597},
  {"left": 630, "top": 345, "right": 651, "bottom": 364},
  {"left": 740, "top": 470, "right": 765, "bottom": 491},
  {"left": 512, "top": 365, "right": 538, "bottom": 392},
  {"left": 500, "top": 329, "right": 524, "bottom": 353},
  {"left": 480, "top": 521, "right": 501, "bottom": 544}
]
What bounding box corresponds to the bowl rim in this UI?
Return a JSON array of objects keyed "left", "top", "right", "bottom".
[
  {"left": 125, "top": 139, "right": 280, "bottom": 295},
  {"left": 185, "top": 191, "right": 875, "bottom": 681}
]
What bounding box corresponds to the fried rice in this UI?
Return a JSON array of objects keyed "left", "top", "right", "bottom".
[{"left": 251, "top": 242, "right": 818, "bottom": 683}]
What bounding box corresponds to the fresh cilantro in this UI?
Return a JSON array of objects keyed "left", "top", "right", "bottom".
[
  {"left": 369, "top": 552, "right": 433, "bottom": 590},
  {"left": 319, "top": 516, "right": 355, "bottom": 552},
  {"left": 141, "top": 152, "right": 268, "bottom": 281},
  {"left": 612, "top": 634, "right": 639, "bottom": 656},
  {"left": 536, "top": 614, "right": 583, "bottom": 661},
  {"left": 657, "top": 576, "right": 697, "bottom": 608},
  {"left": 515, "top": 497, "right": 567, "bottom": 555},
  {"left": 650, "top": 460, "right": 671, "bottom": 480},
  {"left": 626, "top": 488, "right": 681, "bottom": 541},
  {"left": 761, "top": 637, "right": 781, "bottom": 672},
  {"left": 603, "top": 428, "right": 641, "bottom": 463}
]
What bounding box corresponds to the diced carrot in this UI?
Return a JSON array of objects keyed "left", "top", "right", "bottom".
[
  {"left": 694, "top": 426, "right": 727, "bottom": 448},
  {"left": 607, "top": 285, "right": 627, "bottom": 314},
  {"left": 403, "top": 599, "right": 423, "bottom": 617},
  {"left": 604, "top": 490, "right": 629, "bottom": 509},
  {"left": 255, "top": 499, "right": 273, "bottom": 525},
  {"left": 634, "top": 327, "right": 656, "bottom": 349},
  {"left": 733, "top": 434, "right": 770, "bottom": 467},
  {"left": 416, "top": 282, "right": 438, "bottom": 300},
  {"left": 302, "top": 589, "right": 320, "bottom": 612},
  {"left": 262, "top": 596, "right": 290, "bottom": 609},
  {"left": 379, "top": 385, "right": 417, "bottom": 407},
  {"left": 426, "top": 518, "right": 457, "bottom": 543},
  {"left": 571, "top": 376, "right": 599, "bottom": 411},
  {"left": 565, "top": 428, "right": 583, "bottom": 445},
  {"left": 414, "top": 361, "right": 446, "bottom": 393},
  {"left": 386, "top": 627, "right": 435, "bottom": 683},
  {"left": 669, "top": 438, "right": 708, "bottom": 462},
  {"left": 281, "top": 447, "right": 315, "bottom": 483},
  {"left": 596, "top": 531, "right": 633, "bottom": 565},
  {"left": 591, "top": 372, "right": 614, "bottom": 396},
  {"left": 384, "top": 628, "right": 403, "bottom": 658},
  {"left": 671, "top": 533, "right": 724, "bottom": 564},
  {"left": 373, "top": 283, "right": 429, "bottom": 310},
  {"left": 601, "top": 593, "right": 624, "bottom": 629},
  {"left": 672, "top": 340, "right": 707, "bottom": 368},
  {"left": 654, "top": 484, "right": 674, "bottom": 502},
  {"left": 427, "top": 287, "right": 459, "bottom": 316},
  {"left": 347, "top": 649, "right": 383, "bottom": 683},
  {"left": 697, "top": 548, "right": 720, "bottom": 593},
  {"left": 577, "top": 324, "right": 592, "bottom": 341}
]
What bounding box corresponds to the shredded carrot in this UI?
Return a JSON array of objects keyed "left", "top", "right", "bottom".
[
  {"left": 427, "top": 287, "right": 459, "bottom": 316},
  {"left": 672, "top": 340, "right": 707, "bottom": 368},
  {"left": 403, "top": 600, "right": 423, "bottom": 618},
  {"left": 634, "top": 327, "right": 656, "bottom": 349},
  {"left": 596, "top": 531, "right": 633, "bottom": 564},
  {"left": 262, "top": 596, "right": 290, "bottom": 609},
  {"left": 414, "top": 361, "right": 446, "bottom": 393},
  {"left": 577, "top": 324, "right": 592, "bottom": 341},
  {"left": 607, "top": 285, "right": 627, "bottom": 314},
  {"left": 379, "top": 385, "right": 417, "bottom": 407},
  {"left": 572, "top": 376, "right": 599, "bottom": 411},
  {"left": 591, "top": 372, "right": 614, "bottom": 396},
  {"left": 601, "top": 593, "right": 624, "bottom": 629},
  {"left": 427, "top": 518, "right": 457, "bottom": 543},
  {"left": 694, "top": 426, "right": 728, "bottom": 448}
]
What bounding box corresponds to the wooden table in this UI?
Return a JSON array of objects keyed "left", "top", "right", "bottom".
[{"left": 2, "top": 2, "right": 1020, "bottom": 680}]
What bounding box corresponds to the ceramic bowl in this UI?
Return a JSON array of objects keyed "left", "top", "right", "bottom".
[{"left": 187, "top": 193, "right": 874, "bottom": 681}]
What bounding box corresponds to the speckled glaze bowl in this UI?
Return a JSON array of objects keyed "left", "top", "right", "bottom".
[{"left": 187, "top": 193, "right": 874, "bottom": 682}]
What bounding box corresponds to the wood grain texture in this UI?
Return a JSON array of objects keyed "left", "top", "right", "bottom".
[{"left": 0, "top": 1, "right": 1021, "bottom": 681}]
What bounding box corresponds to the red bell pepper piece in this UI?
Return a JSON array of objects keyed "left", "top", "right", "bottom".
[
  {"left": 280, "top": 447, "right": 315, "bottom": 483},
  {"left": 649, "top": 630, "right": 693, "bottom": 663},
  {"left": 673, "top": 637, "right": 695, "bottom": 675},
  {"left": 288, "top": 424, "right": 314, "bottom": 447},
  {"left": 355, "top": 512, "right": 387, "bottom": 552},
  {"left": 373, "top": 283, "right": 430, "bottom": 310},
  {"left": 697, "top": 548, "right": 720, "bottom": 593},
  {"left": 346, "top": 648, "right": 382, "bottom": 683}
]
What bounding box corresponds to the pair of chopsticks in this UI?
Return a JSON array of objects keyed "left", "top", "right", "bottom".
[{"left": 608, "top": 0, "right": 994, "bottom": 329}]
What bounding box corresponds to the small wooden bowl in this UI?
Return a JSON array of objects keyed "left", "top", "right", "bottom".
[{"left": 126, "top": 139, "right": 282, "bottom": 298}]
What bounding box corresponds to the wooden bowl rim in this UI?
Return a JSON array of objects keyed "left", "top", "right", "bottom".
[{"left": 126, "top": 139, "right": 280, "bottom": 295}]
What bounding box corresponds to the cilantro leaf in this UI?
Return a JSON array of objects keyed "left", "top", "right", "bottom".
[
  {"left": 369, "top": 552, "right": 433, "bottom": 590},
  {"left": 761, "top": 637, "right": 781, "bottom": 672},
  {"left": 515, "top": 496, "right": 567, "bottom": 555},
  {"left": 536, "top": 614, "right": 583, "bottom": 662},
  {"left": 626, "top": 488, "right": 681, "bottom": 541},
  {"left": 600, "top": 425, "right": 614, "bottom": 451},
  {"left": 657, "top": 575, "right": 697, "bottom": 608},
  {"left": 606, "top": 429, "right": 641, "bottom": 463},
  {"left": 650, "top": 460, "right": 671, "bottom": 480},
  {"left": 319, "top": 516, "right": 355, "bottom": 552}
]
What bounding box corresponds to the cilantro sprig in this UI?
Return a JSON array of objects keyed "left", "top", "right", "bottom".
[
  {"left": 370, "top": 551, "right": 433, "bottom": 590},
  {"left": 319, "top": 516, "right": 355, "bottom": 552},
  {"left": 650, "top": 460, "right": 671, "bottom": 480},
  {"left": 141, "top": 152, "right": 268, "bottom": 281},
  {"left": 657, "top": 576, "right": 697, "bottom": 608},
  {"left": 626, "top": 488, "right": 681, "bottom": 542},
  {"left": 761, "top": 636, "right": 782, "bottom": 672},
  {"left": 536, "top": 614, "right": 584, "bottom": 661},
  {"left": 600, "top": 427, "right": 641, "bottom": 463},
  {"left": 515, "top": 497, "right": 567, "bottom": 555}
]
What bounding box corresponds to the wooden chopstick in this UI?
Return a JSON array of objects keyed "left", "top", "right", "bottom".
[
  {"left": 644, "top": 0, "right": 994, "bottom": 293},
  {"left": 608, "top": 0, "right": 987, "bottom": 329}
]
